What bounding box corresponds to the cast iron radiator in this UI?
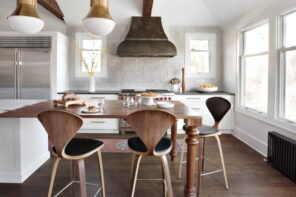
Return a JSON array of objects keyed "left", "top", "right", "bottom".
[{"left": 268, "top": 131, "right": 296, "bottom": 182}]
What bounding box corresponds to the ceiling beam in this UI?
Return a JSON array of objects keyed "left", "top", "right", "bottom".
[
  {"left": 143, "top": 0, "right": 154, "bottom": 17},
  {"left": 37, "top": 0, "right": 64, "bottom": 21}
]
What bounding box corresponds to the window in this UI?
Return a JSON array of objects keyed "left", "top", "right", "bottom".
[
  {"left": 185, "top": 33, "right": 216, "bottom": 78},
  {"left": 240, "top": 22, "right": 269, "bottom": 113},
  {"left": 279, "top": 11, "right": 296, "bottom": 123},
  {"left": 75, "top": 33, "right": 106, "bottom": 77}
]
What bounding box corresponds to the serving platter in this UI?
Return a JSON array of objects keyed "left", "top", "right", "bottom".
[
  {"left": 81, "top": 107, "right": 101, "bottom": 114},
  {"left": 196, "top": 86, "right": 218, "bottom": 93}
]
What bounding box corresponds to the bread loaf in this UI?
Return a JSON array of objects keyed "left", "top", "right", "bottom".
[{"left": 62, "top": 93, "right": 77, "bottom": 101}]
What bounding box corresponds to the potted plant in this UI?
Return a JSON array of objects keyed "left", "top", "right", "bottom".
[
  {"left": 80, "top": 51, "right": 98, "bottom": 92},
  {"left": 170, "top": 78, "right": 180, "bottom": 92}
]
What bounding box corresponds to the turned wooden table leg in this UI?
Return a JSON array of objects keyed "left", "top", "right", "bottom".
[
  {"left": 170, "top": 120, "right": 178, "bottom": 161},
  {"left": 184, "top": 123, "right": 200, "bottom": 197}
]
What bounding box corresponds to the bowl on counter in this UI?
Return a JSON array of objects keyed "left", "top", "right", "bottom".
[
  {"left": 156, "top": 101, "right": 175, "bottom": 109},
  {"left": 196, "top": 85, "right": 218, "bottom": 93}
]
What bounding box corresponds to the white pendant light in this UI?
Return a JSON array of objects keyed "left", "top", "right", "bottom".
[
  {"left": 7, "top": 0, "right": 44, "bottom": 35},
  {"left": 83, "top": 0, "right": 115, "bottom": 36}
]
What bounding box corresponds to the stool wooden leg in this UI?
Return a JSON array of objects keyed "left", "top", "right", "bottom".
[
  {"left": 131, "top": 153, "right": 136, "bottom": 177},
  {"left": 97, "top": 151, "right": 106, "bottom": 197},
  {"left": 161, "top": 155, "right": 173, "bottom": 197},
  {"left": 162, "top": 165, "right": 167, "bottom": 197},
  {"left": 178, "top": 136, "right": 186, "bottom": 179},
  {"left": 130, "top": 155, "right": 142, "bottom": 197},
  {"left": 48, "top": 157, "right": 61, "bottom": 197},
  {"left": 70, "top": 160, "right": 75, "bottom": 197},
  {"left": 215, "top": 135, "right": 229, "bottom": 189},
  {"left": 77, "top": 159, "right": 87, "bottom": 197}
]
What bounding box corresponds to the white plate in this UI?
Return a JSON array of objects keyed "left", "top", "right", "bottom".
[
  {"left": 81, "top": 107, "right": 101, "bottom": 113},
  {"left": 156, "top": 102, "right": 175, "bottom": 109},
  {"left": 196, "top": 86, "right": 218, "bottom": 93}
]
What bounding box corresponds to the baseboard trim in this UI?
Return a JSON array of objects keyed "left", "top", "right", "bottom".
[{"left": 232, "top": 127, "right": 267, "bottom": 157}]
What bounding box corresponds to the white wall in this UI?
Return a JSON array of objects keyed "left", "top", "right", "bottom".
[{"left": 222, "top": 0, "right": 296, "bottom": 156}]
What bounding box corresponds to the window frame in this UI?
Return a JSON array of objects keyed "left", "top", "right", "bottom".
[
  {"left": 237, "top": 20, "right": 270, "bottom": 115},
  {"left": 185, "top": 33, "right": 217, "bottom": 78},
  {"left": 277, "top": 9, "right": 296, "bottom": 125},
  {"left": 75, "top": 32, "right": 107, "bottom": 78}
]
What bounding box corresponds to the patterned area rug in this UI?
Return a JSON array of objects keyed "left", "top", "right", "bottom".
[{"left": 99, "top": 139, "right": 184, "bottom": 153}]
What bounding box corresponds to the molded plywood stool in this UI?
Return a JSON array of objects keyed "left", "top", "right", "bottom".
[
  {"left": 178, "top": 97, "right": 231, "bottom": 189},
  {"left": 38, "top": 110, "right": 105, "bottom": 197},
  {"left": 126, "top": 110, "right": 176, "bottom": 197}
]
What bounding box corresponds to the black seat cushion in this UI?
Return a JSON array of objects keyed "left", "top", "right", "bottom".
[
  {"left": 128, "top": 137, "right": 172, "bottom": 153},
  {"left": 62, "top": 138, "right": 103, "bottom": 156},
  {"left": 183, "top": 125, "right": 219, "bottom": 136}
]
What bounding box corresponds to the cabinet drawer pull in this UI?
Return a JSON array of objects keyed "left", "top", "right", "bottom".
[
  {"left": 192, "top": 108, "right": 201, "bottom": 110},
  {"left": 91, "top": 97, "right": 105, "bottom": 99},
  {"left": 90, "top": 121, "right": 106, "bottom": 124},
  {"left": 187, "top": 98, "right": 201, "bottom": 100}
]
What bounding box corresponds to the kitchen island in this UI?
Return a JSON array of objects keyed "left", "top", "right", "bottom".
[
  {"left": 0, "top": 100, "right": 204, "bottom": 197},
  {"left": 0, "top": 100, "right": 49, "bottom": 183}
]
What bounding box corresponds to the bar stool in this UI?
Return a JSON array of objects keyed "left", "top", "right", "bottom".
[
  {"left": 126, "top": 110, "right": 176, "bottom": 197},
  {"left": 38, "top": 110, "right": 106, "bottom": 197},
  {"left": 178, "top": 97, "right": 231, "bottom": 189}
]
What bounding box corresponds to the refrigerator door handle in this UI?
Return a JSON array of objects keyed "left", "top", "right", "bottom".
[
  {"left": 18, "top": 50, "right": 22, "bottom": 100},
  {"left": 14, "top": 49, "right": 18, "bottom": 99}
]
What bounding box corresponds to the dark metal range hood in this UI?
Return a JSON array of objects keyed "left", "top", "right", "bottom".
[{"left": 117, "top": 17, "right": 177, "bottom": 57}]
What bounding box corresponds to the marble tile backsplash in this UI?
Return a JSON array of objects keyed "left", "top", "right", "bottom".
[{"left": 67, "top": 25, "right": 222, "bottom": 91}]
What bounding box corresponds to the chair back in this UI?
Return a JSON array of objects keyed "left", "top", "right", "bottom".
[
  {"left": 206, "top": 97, "right": 231, "bottom": 127},
  {"left": 38, "top": 110, "right": 83, "bottom": 157},
  {"left": 126, "top": 110, "right": 176, "bottom": 155}
]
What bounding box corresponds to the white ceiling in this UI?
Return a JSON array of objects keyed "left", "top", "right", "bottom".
[
  {"left": 0, "top": 0, "right": 273, "bottom": 27},
  {"left": 151, "top": 0, "right": 219, "bottom": 26},
  {"left": 201, "top": 0, "right": 270, "bottom": 24}
]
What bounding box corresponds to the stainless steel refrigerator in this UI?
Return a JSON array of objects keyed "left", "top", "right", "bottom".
[{"left": 0, "top": 48, "right": 51, "bottom": 99}]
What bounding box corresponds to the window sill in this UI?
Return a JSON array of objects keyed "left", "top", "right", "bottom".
[{"left": 235, "top": 106, "right": 296, "bottom": 135}]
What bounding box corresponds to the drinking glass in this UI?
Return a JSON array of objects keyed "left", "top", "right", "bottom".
[{"left": 134, "top": 95, "right": 140, "bottom": 107}]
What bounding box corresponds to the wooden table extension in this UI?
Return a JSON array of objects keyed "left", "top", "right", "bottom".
[{"left": 0, "top": 100, "right": 203, "bottom": 197}]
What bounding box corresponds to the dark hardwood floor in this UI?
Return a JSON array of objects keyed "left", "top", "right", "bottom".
[{"left": 0, "top": 134, "right": 295, "bottom": 197}]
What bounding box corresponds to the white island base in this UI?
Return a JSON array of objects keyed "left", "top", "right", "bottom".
[{"left": 0, "top": 118, "right": 50, "bottom": 183}]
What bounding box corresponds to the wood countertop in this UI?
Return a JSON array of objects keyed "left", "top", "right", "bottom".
[{"left": 0, "top": 100, "right": 202, "bottom": 120}]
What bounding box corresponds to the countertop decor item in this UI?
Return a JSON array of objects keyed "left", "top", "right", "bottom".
[
  {"left": 7, "top": 0, "right": 44, "bottom": 35},
  {"left": 81, "top": 45, "right": 99, "bottom": 92},
  {"left": 170, "top": 78, "right": 180, "bottom": 92},
  {"left": 181, "top": 67, "right": 186, "bottom": 93},
  {"left": 83, "top": 0, "right": 115, "bottom": 36}
]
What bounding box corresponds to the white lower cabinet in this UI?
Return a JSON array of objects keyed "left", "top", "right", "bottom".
[
  {"left": 173, "top": 95, "right": 234, "bottom": 134},
  {"left": 75, "top": 94, "right": 119, "bottom": 133}
]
